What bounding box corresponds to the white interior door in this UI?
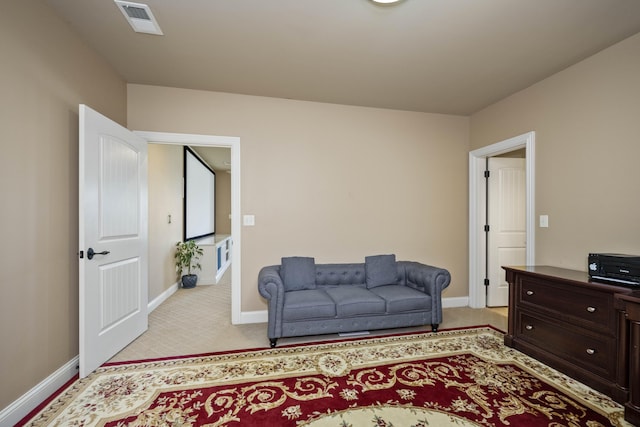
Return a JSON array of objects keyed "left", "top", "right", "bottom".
[
  {"left": 79, "top": 105, "right": 148, "bottom": 377},
  {"left": 487, "top": 157, "right": 526, "bottom": 307}
]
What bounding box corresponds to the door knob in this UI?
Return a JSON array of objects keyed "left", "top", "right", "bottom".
[{"left": 87, "top": 248, "right": 110, "bottom": 260}]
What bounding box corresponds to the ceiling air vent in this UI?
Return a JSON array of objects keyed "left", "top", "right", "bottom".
[{"left": 114, "top": 0, "right": 163, "bottom": 35}]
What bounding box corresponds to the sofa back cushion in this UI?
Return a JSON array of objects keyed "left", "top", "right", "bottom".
[
  {"left": 315, "top": 264, "right": 366, "bottom": 287},
  {"left": 365, "top": 254, "right": 398, "bottom": 288},
  {"left": 280, "top": 257, "right": 316, "bottom": 291}
]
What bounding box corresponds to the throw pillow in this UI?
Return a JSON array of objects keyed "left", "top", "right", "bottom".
[
  {"left": 365, "top": 254, "right": 397, "bottom": 288},
  {"left": 280, "top": 257, "right": 316, "bottom": 291}
]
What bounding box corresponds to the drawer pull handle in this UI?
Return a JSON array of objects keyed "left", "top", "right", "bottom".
[
  {"left": 525, "top": 325, "right": 533, "bottom": 330},
  {"left": 526, "top": 290, "right": 534, "bottom": 296},
  {"left": 586, "top": 306, "right": 596, "bottom": 313},
  {"left": 586, "top": 348, "right": 596, "bottom": 355}
]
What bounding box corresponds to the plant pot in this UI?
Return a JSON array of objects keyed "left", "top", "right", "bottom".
[{"left": 181, "top": 274, "right": 198, "bottom": 289}]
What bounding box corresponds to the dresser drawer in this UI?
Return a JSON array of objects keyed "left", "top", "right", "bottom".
[
  {"left": 518, "top": 276, "right": 613, "bottom": 330},
  {"left": 517, "top": 311, "right": 616, "bottom": 379}
]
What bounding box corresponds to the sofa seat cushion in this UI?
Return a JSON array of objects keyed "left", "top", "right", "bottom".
[
  {"left": 325, "top": 287, "right": 386, "bottom": 317},
  {"left": 283, "top": 290, "right": 336, "bottom": 321},
  {"left": 369, "top": 285, "right": 431, "bottom": 313}
]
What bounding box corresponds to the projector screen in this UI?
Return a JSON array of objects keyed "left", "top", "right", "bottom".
[{"left": 184, "top": 147, "right": 215, "bottom": 240}]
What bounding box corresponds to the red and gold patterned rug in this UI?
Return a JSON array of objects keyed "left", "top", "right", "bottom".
[{"left": 21, "top": 327, "right": 629, "bottom": 426}]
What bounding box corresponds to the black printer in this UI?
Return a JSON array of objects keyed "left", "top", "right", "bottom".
[{"left": 588, "top": 253, "right": 640, "bottom": 287}]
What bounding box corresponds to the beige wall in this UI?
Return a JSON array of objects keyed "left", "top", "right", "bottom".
[
  {"left": 0, "top": 1, "right": 126, "bottom": 411},
  {"left": 471, "top": 32, "right": 640, "bottom": 270},
  {"left": 127, "top": 85, "right": 470, "bottom": 311},
  {"left": 148, "top": 144, "right": 184, "bottom": 300}
]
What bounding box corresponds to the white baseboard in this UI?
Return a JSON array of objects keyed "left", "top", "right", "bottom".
[
  {"left": 236, "top": 310, "right": 268, "bottom": 324},
  {"left": 0, "top": 357, "right": 78, "bottom": 427},
  {"left": 148, "top": 282, "right": 179, "bottom": 313},
  {"left": 442, "top": 296, "right": 470, "bottom": 308}
]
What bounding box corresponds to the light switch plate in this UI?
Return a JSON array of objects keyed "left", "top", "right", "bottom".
[
  {"left": 539, "top": 215, "right": 549, "bottom": 228},
  {"left": 243, "top": 215, "right": 255, "bottom": 226}
]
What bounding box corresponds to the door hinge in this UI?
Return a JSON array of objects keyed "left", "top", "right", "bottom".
[
  {"left": 484, "top": 170, "right": 490, "bottom": 178},
  {"left": 484, "top": 224, "right": 490, "bottom": 232},
  {"left": 484, "top": 278, "right": 490, "bottom": 287}
]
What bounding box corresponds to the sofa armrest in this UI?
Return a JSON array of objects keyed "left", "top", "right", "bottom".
[
  {"left": 401, "top": 261, "right": 451, "bottom": 326},
  {"left": 258, "top": 265, "right": 286, "bottom": 339},
  {"left": 258, "top": 266, "right": 284, "bottom": 299},
  {"left": 402, "top": 261, "right": 451, "bottom": 295}
]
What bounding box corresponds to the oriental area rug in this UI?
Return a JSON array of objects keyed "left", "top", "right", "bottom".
[{"left": 20, "top": 327, "right": 629, "bottom": 426}]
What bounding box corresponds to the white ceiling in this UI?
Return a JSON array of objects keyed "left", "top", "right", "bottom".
[{"left": 47, "top": 0, "right": 640, "bottom": 116}]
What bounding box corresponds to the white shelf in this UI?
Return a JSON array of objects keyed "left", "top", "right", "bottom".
[{"left": 194, "top": 235, "right": 232, "bottom": 285}]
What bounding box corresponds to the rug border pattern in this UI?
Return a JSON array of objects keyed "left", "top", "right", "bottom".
[{"left": 20, "top": 327, "right": 629, "bottom": 426}]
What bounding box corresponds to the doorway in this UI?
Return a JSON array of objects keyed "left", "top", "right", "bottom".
[
  {"left": 468, "top": 132, "right": 536, "bottom": 308},
  {"left": 135, "top": 131, "right": 244, "bottom": 324}
]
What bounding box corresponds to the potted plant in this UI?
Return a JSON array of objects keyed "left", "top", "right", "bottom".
[{"left": 175, "top": 240, "right": 203, "bottom": 288}]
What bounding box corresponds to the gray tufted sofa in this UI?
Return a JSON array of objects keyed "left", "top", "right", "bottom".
[{"left": 258, "top": 255, "right": 451, "bottom": 347}]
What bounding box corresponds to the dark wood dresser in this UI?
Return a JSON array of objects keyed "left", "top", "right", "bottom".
[
  {"left": 615, "top": 291, "right": 640, "bottom": 425},
  {"left": 503, "top": 266, "right": 633, "bottom": 403}
]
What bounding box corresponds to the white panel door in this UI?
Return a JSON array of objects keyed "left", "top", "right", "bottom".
[
  {"left": 79, "top": 105, "right": 148, "bottom": 377},
  {"left": 487, "top": 157, "right": 526, "bottom": 307}
]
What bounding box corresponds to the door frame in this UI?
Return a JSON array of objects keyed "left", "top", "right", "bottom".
[
  {"left": 468, "top": 131, "right": 535, "bottom": 308},
  {"left": 134, "top": 131, "right": 244, "bottom": 324}
]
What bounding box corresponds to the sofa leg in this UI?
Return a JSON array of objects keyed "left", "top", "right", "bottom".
[
  {"left": 431, "top": 324, "right": 439, "bottom": 333},
  {"left": 269, "top": 338, "right": 277, "bottom": 348}
]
